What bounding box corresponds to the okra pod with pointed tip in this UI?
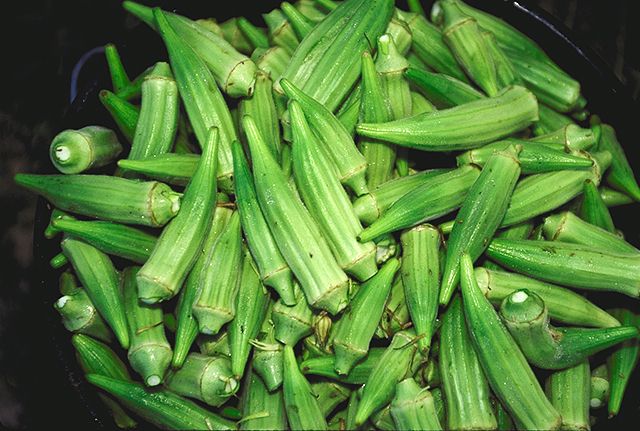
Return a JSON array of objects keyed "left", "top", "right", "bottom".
[
  {"left": 239, "top": 369, "right": 287, "bottom": 430},
  {"left": 118, "top": 153, "right": 199, "bottom": 186},
  {"left": 272, "top": 283, "right": 314, "bottom": 346},
  {"left": 98, "top": 90, "right": 139, "bottom": 143},
  {"left": 499, "top": 289, "right": 638, "bottom": 369},
  {"left": 390, "top": 378, "right": 443, "bottom": 431},
  {"left": 300, "top": 347, "right": 384, "bottom": 384},
  {"left": 219, "top": 17, "right": 253, "bottom": 54},
  {"left": 596, "top": 124, "right": 640, "bottom": 201},
  {"left": 600, "top": 186, "right": 634, "bottom": 207},
  {"left": 282, "top": 2, "right": 315, "bottom": 39},
  {"left": 546, "top": 360, "right": 591, "bottom": 431},
  {"left": 482, "top": 30, "right": 521, "bottom": 89},
  {"left": 50, "top": 126, "right": 122, "bottom": 174},
  {"left": 607, "top": 309, "right": 639, "bottom": 417},
  {"left": 405, "top": 67, "right": 483, "bottom": 108},
  {"left": 104, "top": 43, "right": 133, "bottom": 98},
  {"left": 263, "top": 9, "right": 299, "bottom": 54},
  {"left": 236, "top": 17, "right": 269, "bottom": 50},
  {"left": 410, "top": 91, "right": 436, "bottom": 115},
  {"left": 580, "top": 179, "right": 615, "bottom": 232},
  {"left": 197, "top": 331, "right": 232, "bottom": 358}
]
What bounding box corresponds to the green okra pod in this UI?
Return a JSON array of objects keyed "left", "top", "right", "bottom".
[
  {"left": 312, "top": 381, "right": 351, "bottom": 417},
  {"left": 333, "top": 258, "right": 399, "bottom": 375},
  {"left": 596, "top": 124, "right": 640, "bottom": 201},
  {"left": 236, "top": 17, "right": 269, "bottom": 50},
  {"left": 410, "top": 91, "right": 436, "bottom": 115},
  {"left": 61, "top": 237, "right": 129, "bottom": 349},
  {"left": 197, "top": 331, "right": 232, "bottom": 358},
  {"left": 281, "top": 2, "right": 315, "bottom": 39},
  {"left": 358, "top": 165, "right": 480, "bottom": 242},
  {"left": 499, "top": 289, "right": 638, "bottom": 369},
  {"left": 440, "top": 294, "right": 497, "bottom": 430},
  {"left": 44, "top": 208, "right": 75, "bottom": 239},
  {"left": 244, "top": 115, "right": 349, "bottom": 315},
  {"left": 118, "top": 153, "right": 199, "bottom": 186},
  {"left": 607, "top": 309, "right": 640, "bottom": 417},
  {"left": 534, "top": 103, "right": 575, "bottom": 136},
  {"left": 104, "top": 43, "right": 133, "bottom": 98},
  {"left": 335, "top": 84, "right": 362, "bottom": 137},
  {"left": 600, "top": 186, "right": 634, "bottom": 207},
  {"left": 405, "top": 67, "right": 483, "bottom": 108},
  {"left": 251, "top": 46, "right": 292, "bottom": 82},
  {"left": 474, "top": 267, "right": 620, "bottom": 328},
  {"left": 545, "top": 360, "right": 591, "bottom": 431},
  {"left": 400, "top": 224, "right": 441, "bottom": 355},
  {"left": 532, "top": 124, "right": 597, "bottom": 151},
  {"left": 289, "top": 100, "right": 377, "bottom": 281},
  {"left": 390, "top": 378, "right": 443, "bottom": 431},
  {"left": 386, "top": 17, "right": 413, "bottom": 55},
  {"left": 494, "top": 398, "right": 515, "bottom": 431},
  {"left": 370, "top": 403, "right": 395, "bottom": 431},
  {"left": 252, "top": 311, "right": 284, "bottom": 391},
  {"left": 192, "top": 210, "right": 243, "bottom": 334},
  {"left": 296, "top": 0, "right": 328, "bottom": 21},
  {"left": 440, "top": 147, "right": 521, "bottom": 306},
  {"left": 356, "top": 85, "right": 538, "bottom": 152},
  {"left": 137, "top": 128, "right": 218, "bottom": 304},
  {"left": 590, "top": 364, "right": 610, "bottom": 410},
  {"left": 220, "top": 17, "right": 254, "bottom": 54},
  {"left": 482, "top": 30, "right": 521, "bottom": 89},
  {"left": 122, "top": 267, "right": 171, "bottom": 386},
  {"left": 458, "top": 253, "right": 562, "bottom": 430},
  {"left": 88, "top": 374, "right": 235, "bottom": 430},
  {"left": 282, "top": 345, "right": 328, "bottom": 430},
  {"left": 487, "top": 238, "right": 640, "bottom": 298},
  {"left": 50, "top": 253, "right": 68, "bottom": 269},
  {"left": 272, "top": 283, "right": 314, "bottom": 346},
  {"left": 580, "top": 179, "right": 615, "bottom": 232},
  {"left": 239, "top": 369, "right": 287, "bottom": 430},
  {"left": 263, "top": 9, "right": 299, "bottom": 54},
  {"left": 98, "top": 90, "right": 139, "bottom": 143},
  {"left": 300, "top": 347, "right": 384, "bottom": 384},
  {"left": 50, "top": 126, "right": 122, "bottom": 174},
  {"left": 15, "top": 174, "right": 180, "bottom": 227}
]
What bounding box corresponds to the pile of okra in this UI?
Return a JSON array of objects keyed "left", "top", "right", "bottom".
[{"left": 15, "top": 0, "right": 640, "bottom": 429}]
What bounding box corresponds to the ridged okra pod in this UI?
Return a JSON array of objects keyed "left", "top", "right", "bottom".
[
  {"left": 166, "top": 353, "right": 239, "bottom": 407},
  {"left": 597, "top": 124, "right": 640, "bottom": 201},
  {"left": 122, "top": 267, "right": 171, "bottom": 386},
  {"left": 390, "top": 378, "right": 443, "bottom": 431},
  {"left": 197, "top": 331, "right": 231, "bottom": 358},
  {"left": 600, "top": 186, "right": 634, "bottom": 207},
  {"left": 289, "top": 100, "right": 377, "bottom": 280},
  {"left": 192, "top": 210, "right": 243, "bottom": 334},
  {"left": 98, "top": 90, "right": 139, "bottom": 143},
  {"left": 281, "top": 2, "right": 315, "bottom": 39},
  {"left": 14, "top": 174, "right": 180, "bottom": 227},
  {"left": 459, "top": 253, "right": 562, "bottom": 430},
  {"left": 118, "top": 153, "right": 199, "bottom": 186},
  {"left": 252, "top": 311, "right": 284, "bottom": 391},
  {"left": 61, "top": 237, "right": 129, "bottom": 349},
  {"left": 236, "top": 17, "right": 269, "bottom": 50},
  {"left": 274, "top": 0, "right": 394, "bottom": 113},
  {"left": 282, "top": 345, "right": 328, "bottom": 430},
  {"left": 123, "top": 2, "right": 257, "bottom": 98},
  {"left": 487, "top": 238, "right": 640, "bottom": 298},
  {"left": 405, "top": 67, "right": 483, "bottom": 108},
  {"left": 88, "top": 374, "right": 234, "bottom": 430},
  {"left": 137, "top": 129, "right": 218, "bottom": 303},
  {"left": 49, "top": 126, "right": 122, "bottom": 174},
  {"left": 244, "top": 115, "right": 349, "bottom": 314},
  {"left": 295, "top": 0, "right": 327, "bottom": 22},
  {"left": 263, "top": 9, "right": 299, "bottom": 54},
  {"left": 607, "top": 309, "right": 640, "bottom": 417},
  {"left": 410, "top": 91, "right": 436, "bottom": 115},
  {"left": 590, "top": 364, "right": 610, "bottom": 410},
  {"left": 219, "top": 17, "right": 253, "bottom": 54},
  {"left": 104, "top": 43, "right": 139, "bottom": 101},
  {"left": 546, "top": 360, "right": 591, "bottom": 431},
  {"left": 532, "top": 124, "right": 597, "bottom": 151},
  {"left": 499, "top": 289, "right": 638, "bottom": 369},
  {"left": 440, "top": 148, "right": 521, "bottom": 305},
  {"left": 440, "top": 294, "right": 497, "bottom": 430},
  {"left": 251, "top": 46, "right": 292, "bottom": 81},
  {"left": 153, "top": 8, "right": 236, "bottom": 189},
  {"left": 580, "top": 179, "right": 615, "bottom": 232},
  {"left": 239, "top": 369, "right": 287, "bottom": 430},
  {"left": 272, "top": 283, "right": 314, "bottom": 346},
  {"left": 300, "top": 347, "right": 384, "bottom": 384},
  {"left": 333, "top": 258, "right": 399, "bottom": 375},
  {"left": 386, "top": 17, "right": 413, "bottom": 55},
  {"left": 356, "top": 85, "right": 538, "bottom": 151},
  {"left": 280, "top": 78, "right": 368, "bottom": 195},
  {"left": 358, "top": 165, "right": 480, "bottom": 242},
  {"left": 534, "top": 103, "right": 575, "bottom": 135},
  {"left": 378, "top": 274, "right": 411, "bottom": 338},
  {"left": 474, "top": 267, "right": 620, "bottom": 328},
  {"left": 354, "top": 329, "right": 418, "bottom": 425},
  {"left": 482, "top": 30, "right": 521, "bottom": 89},
  {"left": 312, "top": 381, "right": 351, "bottom": 417},
  {"left": 400, "top": 224, "right": 440, "bottom": 355}
]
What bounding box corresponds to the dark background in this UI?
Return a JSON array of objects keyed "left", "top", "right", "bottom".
[{"left": 1, "top": 0, "right": 639, "bottom": 429}]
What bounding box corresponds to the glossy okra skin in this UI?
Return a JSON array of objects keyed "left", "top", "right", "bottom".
[
  {"left": 386, "top": 17, "right": 413, "bottom": 55},
  {"left": 50, "top": 126, "right": 122, "bottom": 174},
  {"left": 14, "top": 174, "right": 181, "bottom": 227},
  {"left": 312, "top": 381, "right": 351, "bottom": 417},
  {"left": 118, "top": 153, "right": 199, "bottom": 186},
  {"left": 546, "top": 360, "right": 591, "bottom": 431},
  {"left": 244, "top": 115, "right": 349, "bottom": 315},
  {"left": 390, "top": 378, "right": 443, "bottom": 431},
  {"left": 88, "top": 374, "right": 235, "bottom": 430},
  {"left": 440, "top": 148, "right": 521, "bottom": 305},
  {"left": 400, "top": 225, "right": 440, "bottom": 355},
  {"left": 272, "top": 283, "right": 314, "bottom": 346},
  {"left": 474, "top": 267, "right": 620, "bottom": 328},
  {"left": 98, "top": 90, "right": 139, "bottom": 143},
  {"left": 410, "top": 91, "right": 436, "bottom": 115},
  {"left": 405, "top": 67, "right": 483, "bottom": 108},
  {"left": 289, "top": 100, "right": 377, "bottom": 281},
  {"left": 252, "top": 311, "right": 284, "bottom": 391},
  {"left": 600, "top": 186, "right": 634, "bottom": 207},
  {"left": 61, "top": 237, "right": 129, "bottom": 349},
  {"left": 236, "top": 17, "right": 269, "bottom": 50},
  {"left": 122, "top": 267, "right": 171, "bottom": 386},
  {"left": 333, "top": 258, "right": 399, "bottom": 375},
  {"left": 300, "top": 347, "right": 384, "bottom": 384},
  {"left": 500, "top": 289, "right": 638, "bottom": 369},
  {"left": 440, "top": 294, "right": 497, "bottom": 430},
  {"left": 263, "top": 9, "right": 299, "bottom": 54},
  {"left": 487, "top": 238, "right": 640, "bottom": 298},
  {"left": 459, "top": 254, "right": 562, "bottom": 430},
  {"left": 220, "top": 17, "right": 253, "bottom": 54},
  {"left": 531, "top": 125, "right": 595, "bottom": 152},
  {"left": 534, "top": 103, "right": 575, "bottom": 136},
  {"left": 251, "top": 46, "right": 292, "bottom": 82},
  {"left": 282, "top": 2, "right": 315, "bottom": 39},
  {"left": 597, "top": 124, "right": 640, "bottom": 201},
  {"left": 239, "top": 369, "right": 287, "bottom": 430},
  {"left": 104, "top": 43, "right": 134, "bottom": 99},
  {"left": 607, "top": 309, "right": 640, "bottom": 417},
  {"left": 580, "top": 179, "right": 615, "bottom": 232},
  {"left": 280, "top": 78, "right": 369, "bottom": 196},
  {"left": 137, "top": 129, "right": 218, "bottom": 304},
  {"left": 282, "top": 345, "right": 328, "bottom": 430},
  {"left": 482, "top": 30, "right": 521, "bottom": 89},
  {"left": 358, "top": 165, "right": 480, "bottom": 241},
  {"left": 356, "top": 85, "right": 538, "bottom": 151}
]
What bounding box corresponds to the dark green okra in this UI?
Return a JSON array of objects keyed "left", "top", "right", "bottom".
[
  {"left": 137, "top": 128, "right": 218, "bottom": 304},
  {"left": 440, "top": 147, "right": 521, "bottom": 306},
  {"left": 281, "top": 2, "right": 315, "bottom": 39},
  {"left": 122, "top": 267, "right": 171, "bottom": 386},
  {"left": 272, "top": 283, "right": 314, "bottom": 346},
  {"left": 499, "top": 289, "right": 638, "bottom": 369},
  {"left": 14, "top": 174, "right": 181, "bottom": 227},
  {"left": 356, "top": 85, "right": 538, "bottom": 151},
  {"left": 440, "top": 295, "right": 497, "bottom": 430},
  {"left": 236, "top": 17, "right": 269, "bottom": 50},
  {"left": 104, "top": 43, "right": 141, "bottom": 101},
  {"left": 546, "top": 360, "right": 591, "bottom": 431},
  {"left": 50, "top": 126, "right": 122, "bottom": 174},
  {"left": 98, "top": 89, "right": 139, "bottom": 143},
  {"left": 580, "top": 179, "right": 615, "bottom": 232},
  {"left": 358, "top": 165, "right": 480, "bottom": 242},
  {"left": 390, "top": 378, "right": 443, "bottom": 431},
  {"left": 400, "top": 224, "right": 440, "bottom": 355},
  {"left": 597, "top": 123, "right": 640, "bottom": 201},
  {"left": 405, "top": 67, "right": 483, "bottom": 108},
  {"left": 118, "top": 153, "right": 199, "bottom": 186},
  {"left": 289, "top": 100, "right": 377, "bottom": 281},
  {"left": 263, "top": 9, "right": 299, "bottom": 54},
  {"left": 474, "top": 267, "right": 620, "bottom": 328},
  {"left": 61, "top": 237, "right": 129, "bottom": 349},
  {"left": 88, "top": 374, "right": 235, "bottom": 430},
  {"left": 487, "top": 238, "right": 640, "bottom": 298},
  {"left": 333, "top": 258, "right": 399, "bottom": 375},
  {"left": 300, "top": 347, "right": 384, "bottom": 384},
  {"left": 244, "top": 115, "right": 349, "bottom": 315},
  {"left": 458, "top": 253, "right": 562, "bottom": 430},
  {"left": 44, "top": 208, "right": 75, "bottom": 239},
  {"left": 607, "top": 309, "right": 640, "bottom": 417},
  {"left": 252, "top": 310, "right": 284, "bottom": 391},
  {"left": 239, "top": 369, "right": 287, "bottom": 430}
]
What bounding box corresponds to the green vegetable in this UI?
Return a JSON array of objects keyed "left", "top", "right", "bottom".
[{"left": 50, "top": 126, "right": 122, "bottom": 174}]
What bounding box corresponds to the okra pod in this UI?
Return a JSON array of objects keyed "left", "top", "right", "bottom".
[
  {"left": 104, "top": 43, "right": 133, "bottom": 98},
  {"left": 137, "top": 128, "right": 218, "bottom": 304},
  {"left": 600, "top": 186, "right": 634, "bottom": 207},
  {"left": 410, "top": 91, "right": 436, "bottom": 115},
  {"left": 482, "top": 30, "right": 521, "bottom": 89},
  {"left": 390, "top": 378, "right": 443, "bottom": 431},
  {"left": 499, "top": 289, "right": 638, "bottom": 369},
  {"left": 312, "top": 381, "right": 351, "bottom": 417},
  {"left": 281, "top": 2, "right": 315, "bottom": 39},
  {"left": 263, "top": 9, "right": 299, "bottom": 54},
  {"left": 386, "top": 17, "right": 413, "bottom": 55},
  {"left": 118, "top": 153, "right": 199, "bottom": 186},
  {"left": 220, "top": 17, "right": 254, "bottom": 54},
  {"left": 14, "top": 174, "right": 180, "bottom": 227},
  {"left": 252, "top": 311, "right": 284, "bottom": 391},
  {"left": 606, "top": 309, "right": 639, "bottom": 417},
  {"left": 236, "top": 17, "right": 269, "bottom": 50},
  {"left": 251, "top": 45, "right": 292, "bottom": 82},
  {"left": 50, "top": 126, "right": 122, "bottom": 174},
  {"left": 44, "top": 208, "right": 75, "bottom": 239},
  {"left": 405, "top": 67, "right": 483, "bottom": 108},
  {"left": 300, "top": 347, "right": 384, "bottom": 384},
  {"left": 98, "top": 90, "right": 139, "bottom": 143},
  {"left": 239, "top": 369, "right": 287, "bottom": 430},
  {"left": 580, "top": 179, "right": 615, "bottom": 232},
  {"left": 197, "top": 331, "right": 231, "bottom": 358},
  {"left": 590, "top": 364, "right": 610, "bottom": 409},
  {"left": 50, "top": 252, "right": 68, "bottom": 269},
  {"left": 546, "top": 360, "right": 591, "bottom": 431},
  {"left": 534, "top": 103, "right": 575, "bottom": 136},
  {"left": 375, "top": 261, "right": 408, "bottom": 337},
  {"left": 272, "top": 283, "right": 314, "bottom": 346},
  {"left": 296, "top": 0, "right": 327, "bottom": 22},
  {"left": 597, "top": 124, "right": 640, "bottom": 201},
  {"left": 532, "top": 124, "right": 596, "bottom": 151}
]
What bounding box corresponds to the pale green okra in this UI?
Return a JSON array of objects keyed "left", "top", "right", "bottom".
[
  {"left": 390, "top": 378, "right": 443, "bottom": 431},
  {"left": 50, "top": 126, "right": 122, "bottom": 174},
  {"left": 545, "top": 360, "right": 591, "bottom": 431},
  {"left": 272, "top": 283, "right": 314, "bottom": 346},
  {"left": 239, "top": 369, "right": 287, "bottom": 430},
  {"left": 118, "top": 153, "right": 199, "bottom": 186}
]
